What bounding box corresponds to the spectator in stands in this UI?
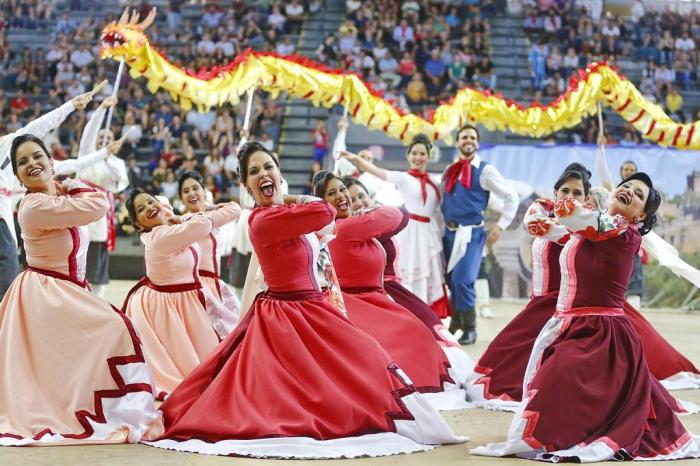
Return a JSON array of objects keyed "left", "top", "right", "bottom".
[
  {"left": 654, "top": 62, "right": 674, "bottom": 95},
  {"left": 675, "top": 31, "right": 696, "bottom": 62},
  {"left": 268, "top": 4, "right": 287, "bottom": 33},
  {"left": 167, "top": 0, "right": 184, "bottom": 30},
  {"left": 10, "top": 89, "right": 29, "bottom": 114},
  {"left": 316, "top": 34, "right": 339, "bottom": 64},
  {"left": 666, "top": 86, "right": 685, "bottom": 123},
  {"left": 674, "top": 59, "right": 692, "bottom": 90},
  {"left": 523, "top": 8, "right": 543, "bottom": 38},
  {"left": 54, "top": 56, "right": 75, "bottom": 86},
  {"left": 70, "top": 43, "right": 94, "bottom": 70},
  {"left": 658, "top": 30, "right": 674, "bottom": 65},
  {"left": 311, "top": 119, "right": 329, "bottom": 169},
  {"left": 529, "top": 38, "right": 548, "bottom": 90},
  {"left": 201, "top": 5, "right": 223, "bottom": 29},
  {"left": 338, "top": 18, "right": 358, "bottom": 53},
  {"left": 392, "top": 19, "right": 414, "bottom": 51},
  {"left": 476, "top": 56, "right": 496, "bottom": 90},
  {"left": 562, "top": 47, "right": 579, "bottom": 78},
  {"left": 406, "top": 72, "right": 427, "bottom": 106},
  {"left": 424, "top": 49, "right": 446, "bottom": 101},
  {"left": 275, "top": 36, "right": 296, "bottom": 55},
  {"left": 286, "top": 0, "right": 305, "bottom": 35},
  {"left": 55, "top": 13, "right": 76, "bottom": 35},
  {"left": 204, "top": 147, "right": 225, "bottom": 188}
]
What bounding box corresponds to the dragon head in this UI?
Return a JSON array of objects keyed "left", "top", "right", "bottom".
[{"left": 99, "top": 7, "right": 156, "bottom": 60}]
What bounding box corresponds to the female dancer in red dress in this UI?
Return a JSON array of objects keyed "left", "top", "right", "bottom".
[
  {"left": 465, "top": 163, "right": 589, "bottom": 410},
  {"left": 343, "top": 176, "right": 474, "bottom": 385},
  {"left": 122, "top": 189, "right": 221, "bottom": 399},
  {"left": 145, "top": 142, "right": 463, "bottom": 458},
  {"left": 314, "top": 171, "right": 468, "bottom": 410},
  {"left": 0, "top": 135, "right": 159, "bottom": 446},
  {"left": 467, "top": 166, "right": 699, "bottom": 411},
  {"left": 178, "top": 171, "right": 241, "bottom": 337},
  {"left": 473, "top": 173, "right": 700, "bottom": 462}
]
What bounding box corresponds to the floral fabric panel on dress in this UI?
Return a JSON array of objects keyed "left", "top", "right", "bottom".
[
  {"left": 317, "top": 244, "right": 347, "bottom": 316},
  {"left": 525, "top": 198, "right": 630, "bottom": 243},
  {"left": 553, "top": 197, "right": 630, "bottom": 241},
  {"left": 312, "top": 220, "right": 347, "bottom": 317}
]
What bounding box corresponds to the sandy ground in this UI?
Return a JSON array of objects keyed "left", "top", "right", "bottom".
[{"left": 2, "top": 280, "right": 700, "bottom": 466}]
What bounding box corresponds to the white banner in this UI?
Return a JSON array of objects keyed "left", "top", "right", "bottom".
[{"left": 474, "top": 144, "right": 700, "bottom": 197}]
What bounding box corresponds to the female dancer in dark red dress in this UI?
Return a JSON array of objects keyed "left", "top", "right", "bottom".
[
  {"left": 473, "top": 173, "right": 700, "bottom": 462},
  {"left": 313, "top": 170, "right": 469, "bottom": 410},
  {"left": 466, "top": 165, "right": 699, "bottom": 411},
  {"left": 343, "top": 176, "right": 474, "bottom": 385},
  {"left": 145, "top": 143, "right": 463, "bottom": 458},
  {"left": 464, "top": 163, "right": 589, "bottom": 410}
]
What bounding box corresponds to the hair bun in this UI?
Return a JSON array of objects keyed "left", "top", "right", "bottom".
[{"left": 564, "top": 162, "right": 591, "bottom": 180}]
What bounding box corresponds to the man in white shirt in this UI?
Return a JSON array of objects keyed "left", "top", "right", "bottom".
[
  {"left": 70, "top": 43, "right": 94, "bottom": 69},
  {"left": 392, "top": 19, "right": 415, "bottom": 50},
  {"left": 285, "top": 0, "right": 304, "bottom": 35},
  {"left": 441, "top": 124, "right": 519, "bottom": 344},
  {"left": 675, "top": 32, "right": 695, "bottom": 52},
  {"left": 275, "top": 36, "right": 296, "bottom": 56},
  {"left": 0, "top": 88, "right": 98, "bottom": 299},
  {"left": 77, "top": 97, "right": 130, "bottom": 298}
]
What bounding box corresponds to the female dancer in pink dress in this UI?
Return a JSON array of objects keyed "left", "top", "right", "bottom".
[
  {"left": 314, "top": 170, "right": 468, "bottom": 410},
  {"left": 343, "top": 176, "right": 474, "bottom": 385},
  {"left": 473, "top": 173, "right": 700, "bottom": 462},
  {"left": 122, "top": 189, "right": 220, "bottom": 400},
  {"left": 338, "top": 135, "right": 451, "bottom": 318},
  {"left": 144, "top": 142, "right": 463, "bottom": 458},
  {"left": 0, "top": 135, "right": 159, "bottom": 446},
  {"left": 178, "top": 171, "right": 241, "bottom": 337}
]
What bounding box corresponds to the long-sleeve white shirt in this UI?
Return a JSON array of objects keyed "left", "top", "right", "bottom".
[
  {"left": 77, "top": 106, "right": 129, "bottom": 242},
  {"left": 461, "top": 153, "right": 520, "bottom": 230},
  {"left": 0, "top": 101, "right": 76, "bottom": 245}
]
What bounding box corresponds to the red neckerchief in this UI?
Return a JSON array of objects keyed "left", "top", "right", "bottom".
[
  {"left": 406, "top": 169, "right": 441, "bottom": 204},
  {"left": 444, "top": 158, "right": 472, "bottom": 193},
  {"left": 79, "top": 179, "right": 116, "bottom": 252}
]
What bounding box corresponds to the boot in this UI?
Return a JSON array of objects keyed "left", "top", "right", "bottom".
[
  {"left": 458, "top": 308, "right": 477, "bottom": 345},
  {"left": 448, "top": 311, "right": 461, "bottom": 335}
]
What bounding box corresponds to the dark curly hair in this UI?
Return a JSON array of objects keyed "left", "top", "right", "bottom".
[
  {"left": 554, "top": 162, "right": 592, "bottom": 196},
  {"left": 312, "top": 170, "right": 341, "bottom": 198},
  {"left": 617, "top": 172, "right": 661, "bottom": 236}
]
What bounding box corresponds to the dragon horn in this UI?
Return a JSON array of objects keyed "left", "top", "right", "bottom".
[
  {"left": 117, "top": 7, "right": 130, "bottom": 25},
  {"left": 129, "top": 9, "right": 141, "bottom": 25},
  {"left": 137, "top": 7, "right": 157, "bottom": 30}
]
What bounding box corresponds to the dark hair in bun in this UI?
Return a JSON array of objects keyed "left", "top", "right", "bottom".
[
  {"left": 554, "top": 162, "right": 592, "bottom": 195},
  {"left": 312, "top": 170, "right": 340, "bottom": 198},
  {"left": 617, "top": 172, "right": 661, "bottom": 236},
  {"left": 406, "top": 133, "right": 432, "bottom": 156}
]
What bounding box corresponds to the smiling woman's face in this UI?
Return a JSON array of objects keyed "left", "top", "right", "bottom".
[
  {"left": 323, "top": 177, "right": 352, "bottom": 219},
  {"left": 607, "top": 179, "right": 649, "bottom": 222},
  {"left": 180, "top": 177, "right": 206, "bottom": 213},
  {"left": 14, "top": 140, "right": 54, "bottom": 191},
  {"left": 133, "top": 193, "right": 168, "bottom": 230}
]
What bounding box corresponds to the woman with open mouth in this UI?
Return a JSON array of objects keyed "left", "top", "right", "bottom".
[
  {"left": 338, "top": 134, "right": 451, "bottom": 319},
  {"left": 0, "top": 134, "right": 159, "bottom": 446},
  {"left": 144, "top": 142, "right": 464, "bottom": 458},
  {"left": 466, "top": 164, "right": 700, "bottom": 412},
  {"left": 178, "top": 170, "right": 241, "bottom": 338},
  {"left": 314, "top": 170, "right": 469, "bottom": 411},
  {"left": 342, "top": 176, "right": 474, "bottom": 387},
  {"left": 472, "top": 173, "right": 700, "bottom": 462},
  {"left": 122, "top": 188, "right": 220, "bottom": 400}
]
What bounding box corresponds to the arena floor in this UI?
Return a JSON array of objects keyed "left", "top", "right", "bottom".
[{"left": 3, "top": 280, "right": 700, "bottom": 466}]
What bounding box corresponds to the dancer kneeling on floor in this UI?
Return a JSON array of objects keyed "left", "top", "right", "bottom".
[{"left": 143, "top": 142, "right": 464, "bottom": 459}]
